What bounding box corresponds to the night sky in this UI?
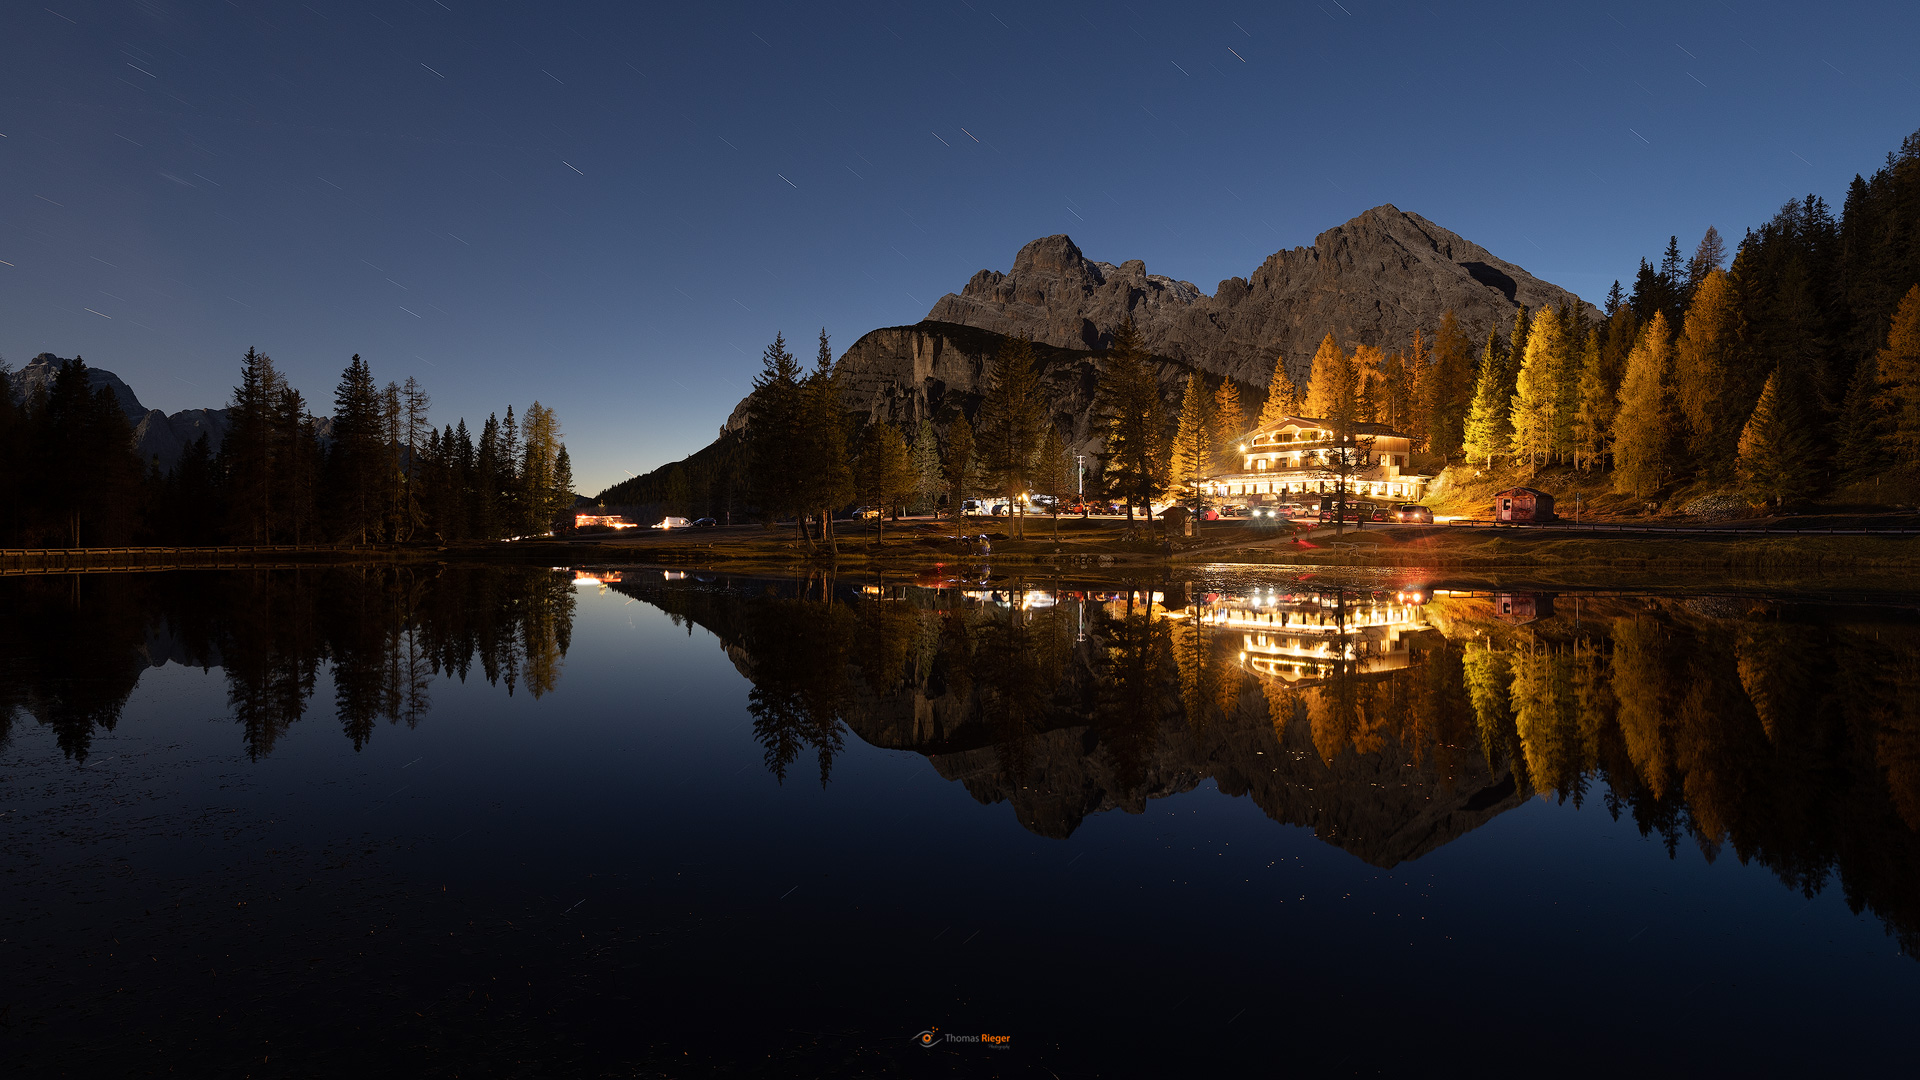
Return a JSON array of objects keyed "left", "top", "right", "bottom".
[{"left": 3, "top": 1, "right": 1916, "bottom": 491}]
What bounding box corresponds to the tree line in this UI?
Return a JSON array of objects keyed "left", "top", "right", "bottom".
[{"left": 0, "top": 349, "right": 574, "bottom": 546}]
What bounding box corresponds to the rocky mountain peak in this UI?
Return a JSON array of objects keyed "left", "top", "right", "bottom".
[{"left": 928, "top": 205, "right": 1593, "bottom": 386}]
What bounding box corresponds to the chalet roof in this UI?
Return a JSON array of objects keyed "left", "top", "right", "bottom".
[{"left": 1249, "top": 415, "right": 1407, "bottom": 439}]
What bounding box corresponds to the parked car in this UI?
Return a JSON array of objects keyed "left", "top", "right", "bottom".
[
  {"left": 1317, "top": 501, "right": 1379, "bottom": 523},
  {"left": 1390, "top": 503, "right": 1434, "bottom": 523},
  {"left": 961, "top": 499, "right": 986, "bottom": 516},
  {"left": 651, "top": 516, "right": 692, "bottom": 530},
  {"left": 850, "top": 506, "right": 881, "bottom": 520},
  {"left": 689, "top": 517, "right": 718, "bottom": 528}
]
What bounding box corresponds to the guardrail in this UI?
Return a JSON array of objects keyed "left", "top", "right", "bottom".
[
  {"left": 1441, "top": 519, "right": 1920, "bottom": 536},
  {"left": 1, "top": 544, "right": 394, "bottom": 574}
]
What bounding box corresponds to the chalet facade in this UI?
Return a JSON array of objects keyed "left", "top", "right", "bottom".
[{"left": 1198, "top": 415, "right": 1433, "bottom": 504}]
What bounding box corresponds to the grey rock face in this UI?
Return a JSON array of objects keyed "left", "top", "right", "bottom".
[
  {"left": 926, "top": 205, "right": 1595, "bottom": 387},
  {"left": 9, "top": 353, "right": 233, "bottom": 470},
  {"left": 727, "top": 321, "right": 1215, "bottom": 458},
  {"left": 11, "top": 353, "right": 148, "bottom": 422}
]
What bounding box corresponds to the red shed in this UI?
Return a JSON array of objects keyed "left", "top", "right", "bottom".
[{"left": 1493, "top": 487, "right": 1555, "bottom": 523}]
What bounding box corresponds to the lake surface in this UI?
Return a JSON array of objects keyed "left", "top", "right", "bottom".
[{"left": 5, "top": 565, "right": 1919, "bottom": 1076}]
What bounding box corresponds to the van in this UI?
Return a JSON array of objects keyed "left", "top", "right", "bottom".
[{"left": 651, "top": 516, "right": 692, "bottom": 530}]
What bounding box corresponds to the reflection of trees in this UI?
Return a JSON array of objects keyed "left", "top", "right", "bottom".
[
  {"left": 0, "top": 567, "right": 575, "bottom": 760},
  {"left": 1094, "top": 611, "right": 1173, "bottom": 793}
]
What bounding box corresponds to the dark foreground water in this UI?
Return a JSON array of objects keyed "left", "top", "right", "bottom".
[{"left": 4, "top": 565, "right": 1919, "bottom": 1077}]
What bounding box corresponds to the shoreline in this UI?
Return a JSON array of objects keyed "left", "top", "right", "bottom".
[{"left": 7, "top": 522, "right": 1920, "bottom": 579}]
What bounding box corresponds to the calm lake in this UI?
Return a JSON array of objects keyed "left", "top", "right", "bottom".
[{"left": 5, "top": 565, "right": 1919, "bottom": 1076}]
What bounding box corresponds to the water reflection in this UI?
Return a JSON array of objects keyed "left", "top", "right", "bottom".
[
  {"left": 0, "top": 566, "right": 575, "bottom": 761},
  {"left": 612, "top": 572, "right": 1920, "bottom": 957},
  {"left": 6, "top": 566, "right": 1920, "bottom": 956}
]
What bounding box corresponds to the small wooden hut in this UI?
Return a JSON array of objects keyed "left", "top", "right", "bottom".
[{"left": 1493, "top": 487, "right": 1555, "bottom": 523}]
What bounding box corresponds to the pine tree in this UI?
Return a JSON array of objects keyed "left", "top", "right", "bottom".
[
  {"left": 223, "top": 347, "right": 283, "bottom": 542},
  {"left": 1213, "top": 378, "right": 1245, "bottom": 467},
  {"left": 552, "top": 445, "right": 574, "bottom": 528},
  {"left": 1737, "top": 366, "right": 1819, "bottom": 506},
  {"left": 1833, "top": 354, "right": 1890, "bottom": 480},
  {"left": 1302, "top": 333, "right": 1347, "bottom": 417},
  {"left": 1462, "top": 327, "right": 1510, "bottom": 468},
  {"left": 1351, "top": 343, "right": 1389, "bottom": 422},
  {"left": 1405, "top": 328, "right": 1430, "bottom": 450},
  {"left": 473, "top": 414, "right": 501, "bottom": 540},
  {"left": 1873, "top": 284, "right": 1920, "bottom": 458},
  {"left": 498, "top": 405, "right": 522, "bottom": 537},
  {"left": 1572, "top": 328, "right": 1613, "bottom": 471},
  {"left": 943, "top": 414, "right": 975, "bottom": 540},
  {"left": 1604, "top": 280, "right": 1625, "bottom": 318},
  {"left": 1674, "top": 268, "right": 1743, "bottom": 464},
  {"left": 1255, "top": 353, "right": 1297, "bottom": 430},
  {"left": 1659, "top": 236, "right": 1686, "bottom": 319},
  {"left": 1169, "top": 373, "right": 1216, "bottom": 505},
  {"left": 1033, "top": 425, "right": 1072, "bottom": 537},
  {"left": 325, "top": 354, "right": 385, "bottom": 543},
  {"left": 909, "top": 419, "right": 942, "bottom": 513},
  {"left": 747, "top": 332, "right": 806, "bottom": 537},
  {"left": 1425, "top": 310, "right": 1475, "bottom": 459},
  {"left": 1095, "top": 318, "right": 1169, "bottom": 521},
  {"left": 975, "top": 335, "right": 1046, "bottom": 538},
  {"left": 1687, "top": 226, "right": 1727, "bottom": 293},
  {"left": 1612, "top": 312, "right": 1679, "bottom": 497},
  {"left": 797, "top": 330, "right": 854, "bottom": 552},
  {"left": 1509, "top": 305, "right": 1560, "bottom": 467},
  {"left": 853, "top": 421, "right": 914, "bottom": 542}
]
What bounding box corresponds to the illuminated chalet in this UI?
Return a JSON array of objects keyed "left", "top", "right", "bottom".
[{"left": 1198, "top": 415, "right": 1432, "bottom": 503}]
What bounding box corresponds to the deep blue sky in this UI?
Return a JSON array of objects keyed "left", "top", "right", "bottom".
[{"left": 3, "top": 1, "right": 1916, "bottom": 491}]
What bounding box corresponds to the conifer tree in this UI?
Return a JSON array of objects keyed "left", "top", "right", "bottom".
[
  {"left": 853, "top": 422, "right": 914, "bottom": 542},
  {"left": 975, "top": 335, "right": 1046, "bottom": 538},
  {"left": 498, "top": 405, "right": 522, "bottom": 537},
  {"left": 1095, "top": 318, "right": 1169, "bottom": 521},
  {"left": 1405, "top": 328, "right": 1430, "bottom": 449},
  {"left": 474, "top": 414, "right": 501, "bottom": 539},
  {"left": 1302, "top": 333, "right": 1347, "bottom": 417},
  {"left": 223, "top": 347, "right": 284, "bottom": 542},
  {"left": 1832, "top": 354, "right": 1890, "bottom": 480},
  {"left": 747, "top": 333, "right": 806, "bottom": 535},
  {"left": 797, "top": 330, "right": 854, "bottom": 552},
  {"left": 1033, "top": 425, "right": 1072, "bottom": 537},
  {"left": 1509, "top": 305, "right": 1561, "bottom": 467},
  {"left": 1687, "top": 226, "right": 1727, "bottom": 294},
  {"left": 943, "top": 414, "right": 975, "bottom": 540},
  {"left": 1604, "top": 280, "right": 1625, "bottom": 318},
  {"left": 1255, "top": 353, "right": 1297, "bottom": 430},
  {"left": 1213, "top": 378, "right": 1245, "bottom": 467},
  {"left": 1612, "top": 312, "right": 1678, "bottom": 497},
  {"left": 909, "top": 419, "right": 942, "bottom": 513},
  {"left": 1572, "top": 328, "right": 1613, "bottom": 471},
  {"left": 1737, "top": 366, "right": 1819, "bottom": 506},
  {"left": 1424, "top": 310, "right": 1475, "bottom": 459},
  {"left": 1351, "top": 343, "right": 1389, "bottom": 422},
  {"left": 1169, "top": 373, "right": 1216, "bottom": 506},
  {"left": 1873, "top": 284, "right": 1920, "bottom": 458},
  {"left": 1462, "top": 328, "right": 1510, "bottom": 468},
  {"left": 1674, "top": 268, "right": 1744, "bottom": 464},
  {"left": 325, "top": 354, "right": 385, "bottom": 543},
  {"left": 553, "top": 445, "right": 574, "bottom": 528}
]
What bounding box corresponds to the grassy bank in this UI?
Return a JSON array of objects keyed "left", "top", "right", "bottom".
[{"left": 9, "top": 517, "right": 1920, "bottom": 578}]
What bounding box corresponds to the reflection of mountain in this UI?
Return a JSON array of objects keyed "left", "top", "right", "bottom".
[
  {"left": 618, "top": 576, "right": 1522, "bottom": 867},
  {"left": 616, "top": 573, "right": 1920, "bottom": 955}
]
